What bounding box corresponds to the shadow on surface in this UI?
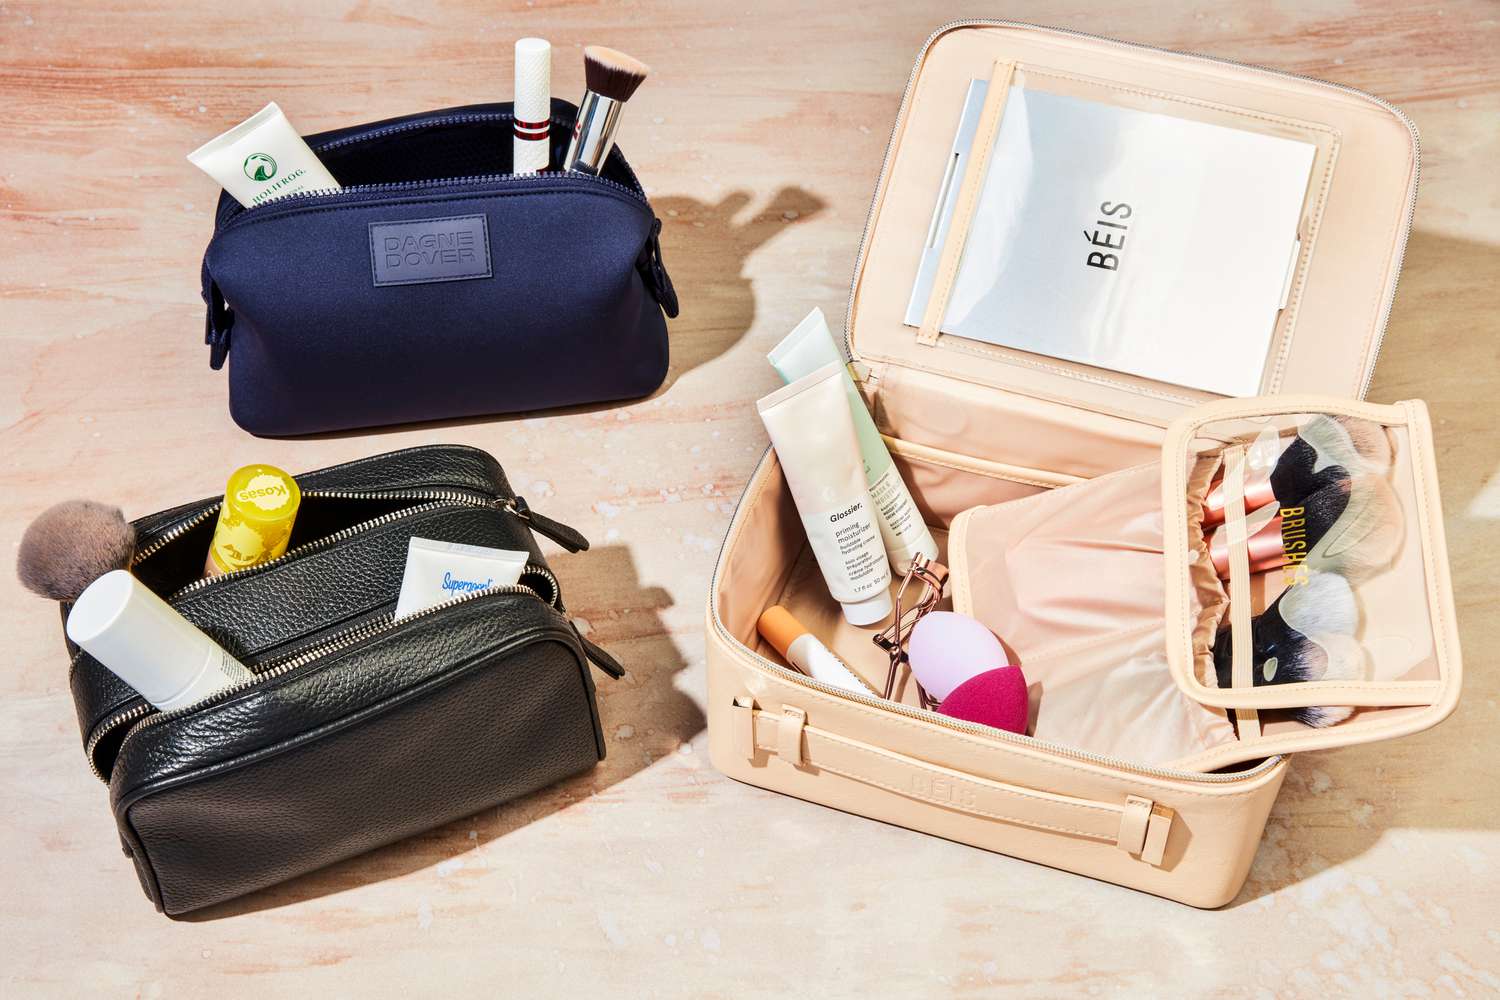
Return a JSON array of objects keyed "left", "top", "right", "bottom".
[
  {"left": 183, "top": 543, "right": 700, "bottom": 919},
  {"left": 296, "top": 185, "right": 826, "bottom": 441},
  {"left": 1227, "top": 229, "right": 1500, "bottom": 906},
  {"left": 648, "top": 186, "right": 827, "bottom": 388}
]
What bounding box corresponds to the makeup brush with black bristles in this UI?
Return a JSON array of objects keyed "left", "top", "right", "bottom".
[
  {"left": 563, "top": 45, "right": 650, "bottom": 174},
  {"left": 1213, "top": 570, "right": 1364, "bottom": 728},
  {"left": 1203, "top": 414, "right": 1394, "bottom": 527},
  {"left": 1209, "top": 471, "right": 1402, "bottom": 581}
]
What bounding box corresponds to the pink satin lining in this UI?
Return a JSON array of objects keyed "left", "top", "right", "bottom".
[{"left": 954, "top": 461, "right": 1239, "bottom": 765}]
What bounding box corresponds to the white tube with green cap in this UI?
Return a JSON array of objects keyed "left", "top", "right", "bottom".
[{"left": 768, "top": 308, "right": 938, "bottom": 573}]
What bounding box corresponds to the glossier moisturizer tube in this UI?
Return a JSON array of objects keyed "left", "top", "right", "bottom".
[
  {"left": 768, "top": 307, "right": 938, "bottom": 573},
  {"left": 188, "top": 102, "right": 341, "bottom": 209},
  {"left": 757, "top": 363, "right": 893, "bottom": 626}
]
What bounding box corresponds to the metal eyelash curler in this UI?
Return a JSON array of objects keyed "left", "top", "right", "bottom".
[{"left": 873, "top": 553, "right": 949, "bottom": 708}]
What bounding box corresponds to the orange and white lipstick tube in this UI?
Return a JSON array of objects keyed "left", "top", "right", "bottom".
[{"left": 513, "top": 38, "right": 551, "bottom": 173}]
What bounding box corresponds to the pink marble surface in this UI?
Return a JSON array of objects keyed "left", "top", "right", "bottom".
[{"left": 2, "top": 1, "right": 1497, "bottom": 995}]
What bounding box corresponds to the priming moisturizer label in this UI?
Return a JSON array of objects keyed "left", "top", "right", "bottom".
[{"left": 369, "top": 215, "right": 493, "bottom": 286}]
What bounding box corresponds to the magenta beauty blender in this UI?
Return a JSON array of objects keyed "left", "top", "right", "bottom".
[
  {"left": 939, "top": 666, "right": 1029, "bottom": 733},
  {"left": 907, "top": 610, "right": 1010, "bottom": 701}
]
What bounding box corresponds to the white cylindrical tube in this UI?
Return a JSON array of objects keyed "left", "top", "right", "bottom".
[
  {"left": 757, "top": 363, "right": 893, "bottom": 625},
  {"left": 187, "top": 102, "right": 341, "bottom": 209},
  {"left": 513, "top": 37, "right": 552, "bottom": 173},
  {"left": 394, "top": 537, "right": 529, "bottom": 619},
  {"left": 66, "top": 570, "right": 254, "bottom": 712},
  {"left": 757, "top": 605, "right": 869, "bottom": 695},
  {"left": 768, "top": 308, "right": 939, "bottom": 573}
]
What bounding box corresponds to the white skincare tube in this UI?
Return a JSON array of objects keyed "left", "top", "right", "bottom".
[
  {"left": 66, "top": 570, "right": 254, "bottom": 712},
  {"left": 757, "top": 363, "right": 893, "bottom": 625},
  {"left": 757, "top": 605, "right": 870, "bottom": 695},
  {"left": 394, "top": 537, "right": 529, "bottom": 619},
  {"left": 768, "top": 308, "right": 938, "bottom": 573},
  {"left": 513, "top": 38, "right": 552, "bottom": 173},
  {"left": 187, "top": 103, "right": 341, "bottom": 209}
]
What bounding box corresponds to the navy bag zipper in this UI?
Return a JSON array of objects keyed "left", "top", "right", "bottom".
[{"left": 200, "top": 105, "right": 677, "bottom": 370}]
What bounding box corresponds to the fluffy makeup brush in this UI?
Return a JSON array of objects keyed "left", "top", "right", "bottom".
[
  {"left": 1213, "top": 570, "right": 1363, "bottom": 728},
  {"left": 1203, "top": 415, "right": 1395, "bottom": 527},
  {"left": 563, "top": 45, "right": 651, "bottom": 174},
  {"left": 1210, "top": 472, "right": 1401, "bottom": 580},
  {"left": 1268, "top": 414, "right": 1394, "bottom": 506},
  {"left": 17, "top": 500, "right": 136, "bottom": 601},
  {"left": 1301, "top": 473, "right": 1400, "bottom": 577}
]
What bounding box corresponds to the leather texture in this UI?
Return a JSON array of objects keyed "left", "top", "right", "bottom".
[
  {"left": 70, "top": 445, "right": 535, "bottom": 764},
  {"left": 62, "top": 445, "right": 616, "bottom": 916},
  {"left": 117, "top": 599, "right": 600, "bottom": 916},
  {"left": 201, "top": 100, "right": 678, "bottom": 437}
]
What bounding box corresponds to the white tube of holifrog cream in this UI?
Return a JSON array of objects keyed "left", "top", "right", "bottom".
[
  {"left": 757, "top": 363, "right": 894, "bottom": 626},
  {"left": 187, "top": 102, "right": 341, "bottom": 209},
  {"left": 768, "top": 308, "right": 938, "bottom": 574},
  {"left": 394, "top": 538, "right": 530, "bottom": 619}
]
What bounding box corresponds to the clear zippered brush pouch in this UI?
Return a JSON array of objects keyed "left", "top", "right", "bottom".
[
  {"left": 200, "top": 100, "right": 679, "bottom": 437},
  {"left": 62, "top": 445, "right": 625, "bottom": 916},
  {"left": 947, "top": 397, "right": 1461, "bottom": 771}
]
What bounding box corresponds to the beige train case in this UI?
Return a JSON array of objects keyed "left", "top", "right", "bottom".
[{"left": 704, "top": 21, "right": 1462, "bottom": 907}]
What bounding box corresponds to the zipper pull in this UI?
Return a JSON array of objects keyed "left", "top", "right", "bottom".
[
  {"left": 202, "top": 274, "right": 234, "bottom": 371},
  {"left": 639, "top": 216, "right": 679, "bottom": 318},
  {"left": 504, "top": 496, "right": 590, "bottom": 553},
  {"left": 578, "top": 633, "right": 626, "bottom": 679}
]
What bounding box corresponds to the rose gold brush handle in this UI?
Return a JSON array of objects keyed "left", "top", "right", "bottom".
[
  {"left": 1209, "top": 511, "right": 1291, "bottom": 577},
  {"left": 1202, "top": 472, "right": 1278, "bottom": 528}
]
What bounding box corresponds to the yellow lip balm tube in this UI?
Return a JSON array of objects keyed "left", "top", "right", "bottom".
[{"left": 203, "top": 464, "right": 302, "bottom": 577}]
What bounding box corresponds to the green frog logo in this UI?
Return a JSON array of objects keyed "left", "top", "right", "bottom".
[{"left": 243, "top": 153, "right": 277, "bottom": 182}]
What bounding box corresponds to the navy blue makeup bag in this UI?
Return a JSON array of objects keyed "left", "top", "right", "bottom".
[{"left": 200, "top": 100, "right": 677, "bottom": 437}]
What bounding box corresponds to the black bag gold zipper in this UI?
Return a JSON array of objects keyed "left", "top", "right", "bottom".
[{"left": 82, "top": 486, "right": 599, "bottom": 780}]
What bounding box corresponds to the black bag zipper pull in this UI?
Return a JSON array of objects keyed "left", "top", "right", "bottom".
[
  {"left": 504, "top": 495, "right": 590, "bottom": 553},
  {"left": 578, "top": 633, "right": 626, "bottom": 680}
]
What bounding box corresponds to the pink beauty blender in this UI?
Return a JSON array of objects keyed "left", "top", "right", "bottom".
[
  {"left": 938, "top": 666, "right": 1029, "bottom": 733},
  {"left": 907, "top": 610, "right": 1009, "bottom": 701}
]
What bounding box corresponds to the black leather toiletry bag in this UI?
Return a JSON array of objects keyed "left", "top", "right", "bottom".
[
  {"left": 200, "top": 100, "right": 678, "bottom": 437},
  {"left": 64, "top": 445, "right": 623, "bottom": 916}
]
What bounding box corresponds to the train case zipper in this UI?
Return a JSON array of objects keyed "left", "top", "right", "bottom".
[{"left": 708, "top": 452, "right": 1280, "bottom": 787}]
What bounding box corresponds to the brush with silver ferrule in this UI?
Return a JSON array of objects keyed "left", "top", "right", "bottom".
[{"left": 564, "top": 45, "right": 650, "bottom": 174}]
